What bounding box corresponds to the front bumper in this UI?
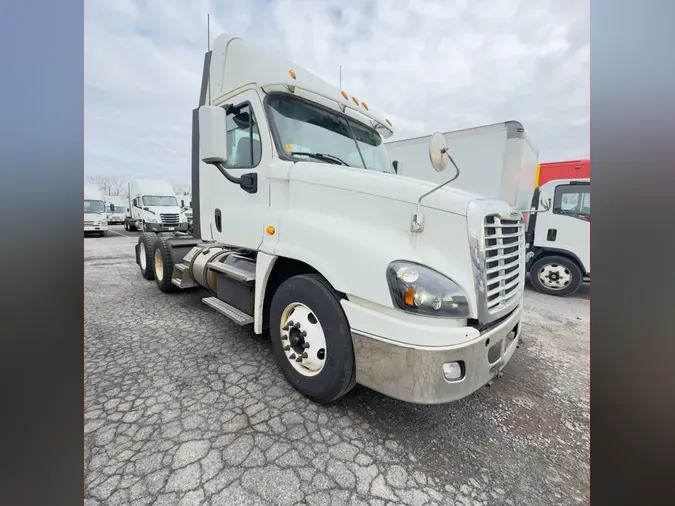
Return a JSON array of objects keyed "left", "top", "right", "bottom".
[
  {"left": 144, "top": 222, "right": 189, "bottom": 233},
  {"left": 349, "top": 305, "right": 522, "bottom": 404},
  {"left": 84, "top": 225, "right": 108, "bottom": 232}
]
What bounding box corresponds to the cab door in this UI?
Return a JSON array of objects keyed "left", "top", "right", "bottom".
[{"left": 201, "top": 90, "right": 272, "bottom": 250}]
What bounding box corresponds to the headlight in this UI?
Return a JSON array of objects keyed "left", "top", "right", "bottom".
[
  {"left": 146, "top": 215, "right": 158, "bottom": 223},
  {"left": 386, "top": 261, "right": 470, "bottom": 318}
]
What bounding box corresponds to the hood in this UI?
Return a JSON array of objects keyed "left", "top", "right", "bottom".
[{"left": 288, "top": 161, "right": 486, "bottom": 216}]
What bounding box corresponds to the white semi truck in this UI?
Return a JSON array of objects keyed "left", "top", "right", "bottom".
[
  {"left": 386, "top": 125, "right": 590, "bottom": 296},
  {"left": 134, "top": 33, "right": 527, "bottom": 405},
  {"left": 105, "top": 195, "right": 128, "bottom": 225},
  {"left": 84, "top": 184, "right": 108, "bottom": 237},
  {"left": 125, "top": 179, "right": 189, "bottom": 233}
]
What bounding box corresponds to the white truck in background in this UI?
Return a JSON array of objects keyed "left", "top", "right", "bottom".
[
  {"left": 84, "top": 184, "right": 108, "bottom": 237},
  {"left": 105, "top": 195, "right": 128, "bottom": 225},
  {"left": 177, "top": 194, "right": 193, "bottom": 232},
  {"left": 386, "top": 124, "right": 589, "bottom": 296},
  {"left": 133, "top": 33, "right": 527, "bottom": 405},
  {"left": 125, "top": 179, "right": 189, "bottom": 233}
]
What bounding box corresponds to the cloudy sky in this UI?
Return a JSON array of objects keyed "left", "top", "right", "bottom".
[{"left": 85, "top": 0, "right": 589, "bottom": 185}]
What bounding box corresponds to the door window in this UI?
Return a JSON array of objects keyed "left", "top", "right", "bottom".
[{"left": 225, "top": 103, "right": 262, "bottom": 167}]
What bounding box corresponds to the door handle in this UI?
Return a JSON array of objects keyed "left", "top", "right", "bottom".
[{"left": 215, "top": 209, "right": 222, "bottom": 232}]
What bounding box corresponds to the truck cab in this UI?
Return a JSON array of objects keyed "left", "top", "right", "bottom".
[
  {"left": 125, "top": 179, "right": 189, "bottom": 233},
  {"left": 84, "top": 184, "right": 108, "bottom": 237},
  {"left": 526, "top": 178, "right": 590, "bottom": 295},
  {"left": 134, "top": 34, "right": 526, "bottom": 405}
]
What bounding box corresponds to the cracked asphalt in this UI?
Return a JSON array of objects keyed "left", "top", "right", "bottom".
[{"left": 85, "top": 227, "right": 590, "bottom": 505}]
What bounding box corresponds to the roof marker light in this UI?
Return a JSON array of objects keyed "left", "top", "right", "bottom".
[
  {"left": 361, "top": 102, "right": 369, "bottom": 110},
  {"left": 352, "top": 96, "right": 359, "bottom": 105},
  {"left": 386, "top": 119, "right": 393, "bottom": 127},
  {"left": 289, "top": 69, "right": 297, "bottom": 79},
  {"left": 341, "top": 90, "right": 349, "bottom": 100}
]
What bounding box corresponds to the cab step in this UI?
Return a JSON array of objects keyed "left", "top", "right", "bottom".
[
  {"left": 208, "top": 261, "right": 256, "bottom": 282},
  {"left": 201, "top": 297, "right": 253, "bottom": 326}
]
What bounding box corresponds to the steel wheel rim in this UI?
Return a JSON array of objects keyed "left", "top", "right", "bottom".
[
  {"left": 154, "top": 249, "right": 163, "bottom": 281},
  {"left": 140, "top": 243, "right": 147, "bottom": 269},
  {"left": 538, "top": 263, "right": 572, "bottom": 290},
  {"left": 279, "top": 302, "right": 327, "bottom": 377}
]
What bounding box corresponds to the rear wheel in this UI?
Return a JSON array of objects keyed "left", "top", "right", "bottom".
[
  {"left": 152, "top": 236, "right": 178, "bottom": 293},
  {"left": 269, "top": 273, "right": 356, "bottom": 404},
  {"left": 529, "top": 255, "right": 583, "bottom": 296},
  {"left": 138, "top": 232, "right": 158, "bottom": 280}
]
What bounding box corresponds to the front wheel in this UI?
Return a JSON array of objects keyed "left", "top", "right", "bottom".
[
  {"left": 529, "top": 255, "right": 583, "bottom": 296},
  {"left": 269, "top": 273, "right": 356, "bottom": 404}
]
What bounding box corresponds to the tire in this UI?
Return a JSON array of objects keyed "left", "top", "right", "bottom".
[
  {"left": 138, "top": 232, "right": 158, "bottom": 280},
  {"left": 152, "top": 236, "right": 178, "bottom": 293},
  {"left": 269, "top": 273, "right": 356, "bottom": 404},
  {"left": 529, "top": 255, "right": 583, "bottom": 296}
]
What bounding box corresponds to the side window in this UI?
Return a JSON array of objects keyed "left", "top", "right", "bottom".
[
  {"left": 225, "top": 103, "right": 262, "bottom": 167},
  {"left": 553, "top": 184, "right": 590, "bottom": 216}
]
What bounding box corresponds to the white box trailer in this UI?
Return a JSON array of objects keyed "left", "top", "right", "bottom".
[
  {"left": 84, "top": 183, "right": 108, "bottom": 236},
  {"left": 386, "top": 124, "right": 589, "bottom": 296},
  {"left": 125, "top": 179, "right": 189, "bottom": 233},
  {"left": 105, "top": 195, "right": 128, "bottom": 225},
  {"left": 386, "top": 121, "right": 539, "bottom": 212}
]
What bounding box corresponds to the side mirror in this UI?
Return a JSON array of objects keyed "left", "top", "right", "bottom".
[
  {"left": 199, "top": 106, "right": 228, "bottom": 164},
  {"left": 392, "top": 160, "right": 399, "bottom": 174},
  {"left": 541, "top": 197, "right": 552, "bottom": 211}
]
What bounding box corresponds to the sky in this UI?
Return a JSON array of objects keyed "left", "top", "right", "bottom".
[{"left": 85, "top": 0, "right": 589, "bottom": 185}]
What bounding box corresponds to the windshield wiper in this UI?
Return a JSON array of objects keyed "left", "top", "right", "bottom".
[{"left": 287, "top": 151, "right": 348, "bottom": 166}]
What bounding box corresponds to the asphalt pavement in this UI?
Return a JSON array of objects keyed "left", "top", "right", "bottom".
[{"left": 85, "top": 226, "right": 589, "bottom": 505}]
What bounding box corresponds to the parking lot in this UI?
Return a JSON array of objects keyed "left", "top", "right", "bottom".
[{"left": 85, "top": 226, "right": 589, "bottom": 506}]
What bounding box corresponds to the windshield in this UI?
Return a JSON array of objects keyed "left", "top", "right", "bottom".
[
  {"left": 266, "top": 94, "right": 392, "bottom": 173},
  {"left": 109, "top": 204, "right": 126, "bottom": 213},
  {"left": 142, "top": 196, "right": 178, "bottom": 207},
  {"left": 84, "top": 200, "right": 106, "bottom": 214}
]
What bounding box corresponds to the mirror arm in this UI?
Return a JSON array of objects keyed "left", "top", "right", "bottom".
[
  {"left": 411, "top": 148, "right": 461, "bottom": 232},
  {"left": 214, "top": 162, "right": 242, "bottom": 184}
]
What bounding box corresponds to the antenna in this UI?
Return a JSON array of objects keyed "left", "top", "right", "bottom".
[
  {"left": 339, "top": 65, "right": 342, "bottom": 89},
  {"left": 207, "top": 14, "right": 212, "bottom": 105}
]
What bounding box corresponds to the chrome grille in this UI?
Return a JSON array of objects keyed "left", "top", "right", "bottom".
[
  {"left": 467, "top": 200, "right": 526, "bottom": 325},
  {"left": 160, "top": 213, "right": 180, "bottom": 226},
  {"left": 483, "top": 215, "right": 525, "bottom": 312}
]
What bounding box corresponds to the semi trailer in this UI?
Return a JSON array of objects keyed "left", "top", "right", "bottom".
[
  {"left": 386, "top": 127, "right": 590, "bottom": 296},
  {"left": 134, "top": 33, "right": 527, "bottom": 405},
  {"left": 84, "top": 184, "right": 108, "bottom": 237},
  {"left": 125, "top": 179, "right": 189, "bottom": 233}
]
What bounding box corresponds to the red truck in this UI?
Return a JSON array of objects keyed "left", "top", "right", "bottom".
[{"left": 537, "top": 159, "right": 590, "bottom": 186}]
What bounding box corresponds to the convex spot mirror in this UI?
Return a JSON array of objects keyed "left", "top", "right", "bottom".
[{"left": 428, "top": 132, "right": 449, "bottom": 173}]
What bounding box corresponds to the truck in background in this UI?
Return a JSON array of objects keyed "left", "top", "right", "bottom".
[
  {"left": 132, "top": 33, "right": 527, "bottom": 405},
  {"left": 538, "top": 159, "right": 590, "bottom": 186},
  {"left": 386, "top": 126, "right": 590, "bottom": 296},
  {"left": 125, "top": 179, "right": 189, "bottom": 233},
  {"left": 177, "top": 194, "right": 193, "bottom": 232},
  {"left": 84, "top": 184, "right": 108, "bottom": 237},
  {"left": 105, "top": 195, "right": 128, "bottom": 225}
]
